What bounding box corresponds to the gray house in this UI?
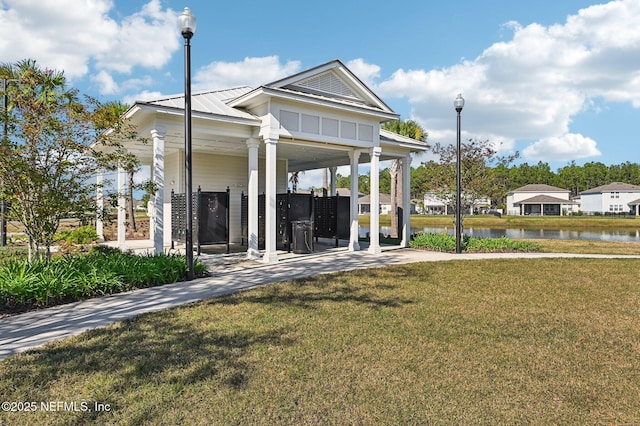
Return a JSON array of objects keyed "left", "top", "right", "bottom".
[{"left": 580, "top": 182, "right": 640, "bottom": 215}]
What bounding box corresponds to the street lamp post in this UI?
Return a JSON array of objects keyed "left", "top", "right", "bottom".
[
  {"left": 454, "top": 94, "right": 465, "bottom": 254},
  {"left": 179, "top": 7, "right": 196, "bottom": 280}
]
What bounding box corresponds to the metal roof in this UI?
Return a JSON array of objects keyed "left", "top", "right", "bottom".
[{"left": 144, "top": 87, "right": 257, "bottom": 121}]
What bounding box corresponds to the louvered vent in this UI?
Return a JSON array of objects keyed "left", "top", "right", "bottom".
[{"left": 296, "top": 72, "right": 357, "bottom": 98}]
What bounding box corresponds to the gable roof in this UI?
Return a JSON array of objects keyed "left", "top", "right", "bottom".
[
  {"left": 511, "top": 184, "right": 569, "bottom": 193},
  {"left": 228, "top": 59, "right": 398, "bottom": 121},
  {"left": 517, "top": 195, "right": 578, "bottom": 205},
  {"left": 581, "top": 182, "right": 640, "bottom": 195}
]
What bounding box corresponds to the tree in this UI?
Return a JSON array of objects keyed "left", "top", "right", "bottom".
[
  {"left": 0, "top": 59, "right": 139, "bottom": 262},
  {"left": 429, "top": 138, "right": 518, "bottom": 233},
  {"left": 382, "top": 119, "right": 428, "bottom": 237},
  {"left": 98, "top": 101, "right": 141, "bottom": 232},
  {"left": 335, "top": 173, "right": 350, "bottom": 190}
]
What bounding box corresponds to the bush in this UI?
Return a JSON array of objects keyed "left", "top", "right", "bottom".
[
  {"left": 0, "top": 250, "right": 208, "bottom": 312},
  {"left": 0, "top": 247, "right": 29, "bottom": 266},
  {"left": 465, "top": 236, "right": 541, "bottom": 252},
  {"left": 409, "top": 233, "right": 541, "bottom": 253},
  {"left": 56, "top": 225, "right": 99, "bottom": 245},
  {"left": 409, "top": 232, "right": 456, "bottom": 252}
]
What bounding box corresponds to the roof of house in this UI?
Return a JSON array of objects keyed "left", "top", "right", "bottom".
[
  {"left": 510, "top": 184, "right": 569, "bottom": 193},
  {"left": 334, "top": 188, "right": 363, "bottom": 197},
  {"left": 358, "top": 194, "right": 392, "bottom": 204},
  {"left": 629, "top": 198, "right": 640, "bottom": 206},
  {"left": 580, "top": 182, "right": 640, "bottom": 195},
  {"left": 139, "top": 87, "right": 258, "bottom": 121},
  {"left": 517, "top": 195, "right": 578, "bottom": 205}
]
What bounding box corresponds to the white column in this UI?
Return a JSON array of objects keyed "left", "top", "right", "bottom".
[
  {"left": 117, "top": 165, "right": 127, "bottom": 247},
  {"left": 329, "top": 166, "right": 337, "bottom": 196},
  {"left": 348, "top": 150, "right": 360, "bottom": 251},
  {"left": 263, "top": 137, "right": 279, "bottom": 263},
  {"left": 368, "top": 147, "right": 382, "bottom": 254},
  {"left": 96, "top": 170, "right": 104, "bottom": 242},
  {"left": 246, "top": 138, "right": 260, "bottom": 260},
  {"left": 401, "top": 155, "right": 412, "bottom": 248},
  {"left": 151, "top": 127, "right": 166, "bottom": 254}
]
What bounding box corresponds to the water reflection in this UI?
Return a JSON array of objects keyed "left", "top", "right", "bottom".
[{"left": 359, "top": 226, "right": 640, "bottom": 242}]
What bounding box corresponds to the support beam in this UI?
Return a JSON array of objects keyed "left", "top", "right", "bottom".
[
  {"left": 401, "top": 155, "right": 412, "bottom": 248},
  {"left": 246, "top": 138, "right": 260, "bottom": 260},
  {"left": 151, "top": 127, "right": 166, "bottom": 254},
  {"left": 329, "top": 166, "right": 337, "bottom": 196},
  {"left": 96, "top": 170, "right": 104, "bottom": 242},
  {"left": 117, "top": 166, "right": 127, "bottom": 248},
  {"left": 348, "top": 150, "right": 360, "bottom": 251},
  {"left": 263, "top": 137, "right": 279, "bottom": 263},
  {"left": 368, "top": 147, "right": 382, "bottom": 254}
]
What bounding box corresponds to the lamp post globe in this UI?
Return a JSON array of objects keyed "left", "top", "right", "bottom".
[
  {"left": 454, "top": 93, "right": 464, "bottom": 254},
  {"left": 180, "top": 7, "right": 196, "bottom": 279},
  {"left": 454, "top": 93, "right": 465, "bottom": 113},
  {"left": 179, "top": 7, "right": 196, "bottom": 38}
]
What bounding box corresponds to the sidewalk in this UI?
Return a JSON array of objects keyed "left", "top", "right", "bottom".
[{"left": 1, "top": 248, "right": 638, "bottom": 360}]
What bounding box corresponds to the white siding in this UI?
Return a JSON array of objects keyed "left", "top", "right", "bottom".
[
  {"left": 582, "top": 191, "right": 639, "bottom": 214},
  {"left": 163, "top": 152, "right": 287, "bottom": 244}
]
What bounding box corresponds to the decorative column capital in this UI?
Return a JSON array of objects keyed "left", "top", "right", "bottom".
[
  {"left": 150, "top": 126, "right": 167, "bottom": 139},
  {"left": 246, "top": 137, "right": 260, "bottom": 150}
]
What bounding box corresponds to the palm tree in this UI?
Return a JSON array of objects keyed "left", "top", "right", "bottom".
[
  {"left": 289, "top": 170, "right": 304, "bottom": 192},
  {"left": 382, "top": 120, "right": 428, "bottom": 238}
]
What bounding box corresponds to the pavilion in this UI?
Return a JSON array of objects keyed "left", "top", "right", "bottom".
[{"left": 97, "top": 59, "right": 428, "bottom": 263}]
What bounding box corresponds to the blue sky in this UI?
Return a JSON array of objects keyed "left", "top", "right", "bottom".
[{"left": 2, "top": 0, "right": 639, "bottom": 189}]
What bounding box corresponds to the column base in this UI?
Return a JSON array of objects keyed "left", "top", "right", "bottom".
[
  {"left": 262, "top": 252, "right": 279, "bottom": 264},
  {"left": 368, "top": 245, "right": 381, "bottom": 254}
]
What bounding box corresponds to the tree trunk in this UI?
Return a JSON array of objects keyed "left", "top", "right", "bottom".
[{"left": 128, "top": 169, "right": 137, "bottom": 232}]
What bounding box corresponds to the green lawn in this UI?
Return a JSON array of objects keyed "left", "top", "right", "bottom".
[{"left": 1, "top": 257, "right": 639, "bottom": 425}]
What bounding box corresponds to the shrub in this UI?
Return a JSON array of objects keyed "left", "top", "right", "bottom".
[
  {"left": 0, "top": 247, "right": 29, "bottom": 266},
  {"left": 56, "top": 225, "right": 99, "bottom": 245},
  {"left": 409, "top": 232, "right": 456, "bottom": 252},
  {"left": 466, "top": 236, "right": 541, "bottom": 252},
  {"left": 409, "top": 233, "right": 541, "bottom": 253},
  {"left": 0, "top": 250, "right": 208, "bottom": 313}
]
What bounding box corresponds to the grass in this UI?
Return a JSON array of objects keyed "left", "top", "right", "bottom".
[
  {"left": 1, "top": 258, "right": 639, "bottom": 425},
  {"left": 361, "top": 214, "right": 640, "bottom": 230},
  {"left": 531, "top": 238, "right": 640, "bottom": 255}
]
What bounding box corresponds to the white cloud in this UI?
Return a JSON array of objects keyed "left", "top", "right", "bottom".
[
  {"left": 91, "top": 70, "right": 118, "bottom": 95},
  {"left": 0, "top": 0, "right": 179, "bottom": 87},
  {"left": 346, "top": 58, "right": 381, "bottom": 88},
  {"left": 122, "top": 90, "right": 164, "bottom": 105},
  {"left": 375, "top": 0, "right": 640, "bottom": 164},
  {"left": 193, "top": 56, "right": 302, "bottom": 91},
  {"left": 93, "top": 0, "right": 179, "bottom": 74},
  {"left": 523, "top": 134, "right": 601, "bottom": 162}
]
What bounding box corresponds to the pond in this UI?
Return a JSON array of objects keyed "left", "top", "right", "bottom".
[{"left": 359, "top": 226, "right": 640, "bottom": 243}]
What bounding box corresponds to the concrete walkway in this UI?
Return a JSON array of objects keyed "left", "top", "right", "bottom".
[{"left": 1, "top": 248, "right": 639, "bottom": 361}]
